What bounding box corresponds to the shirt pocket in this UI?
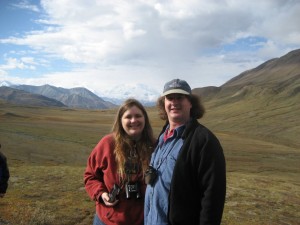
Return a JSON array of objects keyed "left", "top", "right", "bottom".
[{"left": 160, "top": 153, "right": 177, "bottom": 189}]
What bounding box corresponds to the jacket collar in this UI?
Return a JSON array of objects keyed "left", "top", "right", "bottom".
[{"left": 158, "top": 117, "right": 199, "bottom": 141}]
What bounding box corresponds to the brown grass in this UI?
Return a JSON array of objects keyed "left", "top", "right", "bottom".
[{"left": 0, "top": 102, "right": 299, "bottom": 224}]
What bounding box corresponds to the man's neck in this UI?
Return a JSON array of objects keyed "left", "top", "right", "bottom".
[{"left": 168, "top": 122, "right": 184, "bottom": 131}]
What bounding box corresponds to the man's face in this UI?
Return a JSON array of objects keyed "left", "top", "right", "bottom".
[{"left": 164, "top": 93, "right": 192, "bottom": 125}]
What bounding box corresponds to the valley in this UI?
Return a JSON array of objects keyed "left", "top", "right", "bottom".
[{"left": 0, "top": 102, "right": 299, "bottom": 225}]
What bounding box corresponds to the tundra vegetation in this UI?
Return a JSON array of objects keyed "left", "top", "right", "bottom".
[{"left": 0, "top": 98, "right": 299, "bottom": 225}]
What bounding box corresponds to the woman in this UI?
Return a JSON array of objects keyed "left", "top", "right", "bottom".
[{"left": 84, "top": 99, "right": 155, "bottom": 225}]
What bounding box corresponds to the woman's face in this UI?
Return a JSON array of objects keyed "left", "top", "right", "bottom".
[{"left": 121, "top": 105, "right": 145, "bottom": 140}]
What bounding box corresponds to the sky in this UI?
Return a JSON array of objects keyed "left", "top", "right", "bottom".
[{"left": 1, "top": 0, "right": 300, "bottom": 99}]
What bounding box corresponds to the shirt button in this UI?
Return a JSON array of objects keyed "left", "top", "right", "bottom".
[{"left": 156, "top": 161, "right": 160, "bottom": 166}]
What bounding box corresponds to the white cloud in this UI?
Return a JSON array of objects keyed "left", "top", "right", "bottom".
[
  {"left": 0, "top": 58, "right": 36, "bottom": 70},
  {"left": 1, "top": 0, "right": 299, "bottom": 96},
  {"left": 12, "top": 0, "right": 40, "bottom": 12},
  {"left": 123, "top": 22, "right": 146, "bottom": 40}
]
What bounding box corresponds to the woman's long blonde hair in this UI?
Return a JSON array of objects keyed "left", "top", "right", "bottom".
[{"left": 112, "top": 98, "right": 155, "bottom": 180}]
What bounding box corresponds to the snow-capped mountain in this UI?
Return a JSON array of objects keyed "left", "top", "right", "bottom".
[
  {"left": 97, "top": 83, "right": 160, "bottom": 106},
  {"left": 0, "top": 81, "right": 160, "bottom": 107},
  {"left": 0, "top": 80, "right": 15, "bottom": 87}
]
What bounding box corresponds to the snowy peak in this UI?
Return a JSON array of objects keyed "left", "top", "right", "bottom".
[
  {"left": 98, "top": 83, "right": 160, "bottom": 105},
  {"left": 0, "top": 80, "right": 14, "bottom": 87}
]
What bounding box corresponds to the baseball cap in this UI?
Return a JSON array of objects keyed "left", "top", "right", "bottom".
[{"left": 162, "top": 79, "right": 191, "bottom": 96}]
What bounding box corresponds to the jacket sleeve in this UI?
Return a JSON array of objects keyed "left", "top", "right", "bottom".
[
  {"left": 196, "top": 130, "right": 226, "bottom": 225},
  {"left": 84, "top": 135, "right": 113, "bottom": 202},
  {"left": 0, "top": 152, "right": 10, "bottom": 194}
]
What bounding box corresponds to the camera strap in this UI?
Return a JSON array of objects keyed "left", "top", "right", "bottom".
[
  {"left": 150, "top": 125, "right": 185, "bottom": 171},
  {"left": 150, "top": 137, "right": 179, "bottom": 171},
  {"left": 124, "top": 143, "right": 143, "bottom": 184}
]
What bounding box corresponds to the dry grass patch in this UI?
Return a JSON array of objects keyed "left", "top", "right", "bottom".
[
  {"left": 0, "top": 102, "right": 299, "bottom": 224},
  {"left": 223, "top": 172, "right": 300, "bottom": 225},
  {"left": 0, "top": 164, "right": 94, "bottom": 225}
]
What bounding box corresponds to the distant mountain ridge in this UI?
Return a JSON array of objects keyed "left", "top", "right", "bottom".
[
  {"left": 223, "top": 49, "right": 300, "bottom": 87},
  {"left": 1, "top": 49, "right": 299, "bottom": 111},
  {"left": 193, "top": 49, "right": 300, "bottom": 102},
  {"left": 10, "top": 84, "right": 116, "bottom": 109},
  {"left": 193, "top": 49, "right": 300, "bottom": 148},
  {"left": 0, "top": 86, "right": 66, "bottom": 107},
  {"left": 0, "top": 82, "right": 158, "bottom": 108}
]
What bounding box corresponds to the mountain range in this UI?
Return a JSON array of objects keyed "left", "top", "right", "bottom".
[
  {"left": 0, "top": 49, "right": 299, "bottom": 111},
  {"left": 0, "top": 86, "right": 66, "bottom": 107},
  {"left": 0, "top": 84, "right": 117, "bottom": 109},
  {"left": 0, "top": 82, "right": 159, "bottom": 109}
]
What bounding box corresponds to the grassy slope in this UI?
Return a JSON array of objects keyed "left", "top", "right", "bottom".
[
  {"left": 201, "top": 90, "right": 300, "bottom": 224},
  {"left": 0, "top": 101, "right": 299, "bottom": 224},
  {"left": 202, "top": 87, "right": 300, "bottom": 148}
]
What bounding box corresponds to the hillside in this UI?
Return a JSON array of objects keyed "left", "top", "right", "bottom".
[
  {"left": 194, "top": 49, "right": 300, "bottom": 101},
  {"left": 223, "top": 49, "right": 300, "bottom": 87},
  {"left": 193, "top": 49, "right": 300, "bottom": 148},
  {"left": 0, "top": 86, "right": 66, "bottom": 107}
]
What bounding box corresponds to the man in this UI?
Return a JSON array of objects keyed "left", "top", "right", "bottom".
[
  {"left": 144, "top": 79, "right": 226, "bottom": 225},
  {"left": 0, "top": 144, "right": 10, "bottom": 198}
]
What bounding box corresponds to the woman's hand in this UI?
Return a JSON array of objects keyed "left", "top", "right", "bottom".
[{"left": 101, "top": 192, "right": 119, "bottom": 206}]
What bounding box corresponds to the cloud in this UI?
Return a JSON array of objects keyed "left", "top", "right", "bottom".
[
  {"left": 0, "top": 57, "right": 36, "bottom": 70},
  {"left": 1, "top": 0, "right": 299, "bottom": 94},
  {"left": 11, "top": 0, "right": 40, "bottom": 12}
]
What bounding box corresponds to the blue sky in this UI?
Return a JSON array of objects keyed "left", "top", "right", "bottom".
[{"left": 1, "top": 0, "right": 300, "bottom": 99}]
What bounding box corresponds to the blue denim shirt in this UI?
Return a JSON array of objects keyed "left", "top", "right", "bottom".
[{"left": 144, "top": 125, "right": 185, "bottom": 225}]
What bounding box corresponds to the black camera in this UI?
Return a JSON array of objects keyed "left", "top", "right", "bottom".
[
  {"left": 144, "top": 166, "right": 157, "bottom": 186},
  {"left": 125, "top": 182, "right": 141, "bottom": 199},
  {"left": 108, "top": 184, "right": 120, "bottom": 202}
]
